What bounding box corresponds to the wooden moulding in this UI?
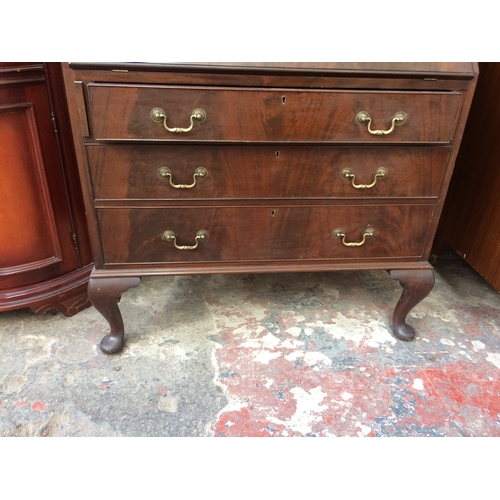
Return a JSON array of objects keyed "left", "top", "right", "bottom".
[{"left": 0, "top": 264, "right": 93, "bottom": 317}]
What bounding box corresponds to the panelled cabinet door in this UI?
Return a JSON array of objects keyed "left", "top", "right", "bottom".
[{"left": 0, "top": 63, "right": 92, "bottom": 316}]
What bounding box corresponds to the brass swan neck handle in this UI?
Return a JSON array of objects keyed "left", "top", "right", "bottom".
[
  {"left": 356, "top": 111, "right": 406, "bottom": 135},
  {"left": 151, "top": 107, "right": 206, "bottom": 133}
]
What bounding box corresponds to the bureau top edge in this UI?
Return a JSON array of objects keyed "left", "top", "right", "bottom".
[
  {"left": 66, "top": 62, "right": 477, "bottom": 91},
  {"left": 68, "top": 62, "right": 477, "bottom": 78}
]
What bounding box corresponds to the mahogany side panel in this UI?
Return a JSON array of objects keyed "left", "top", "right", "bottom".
[{"left": 437, "top": 62, "right": 500, "bottom": 292}]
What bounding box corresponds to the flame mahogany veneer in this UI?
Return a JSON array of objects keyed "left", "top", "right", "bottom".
[{"left": 61, "top": 62, "right": 478, "bottom": 354}]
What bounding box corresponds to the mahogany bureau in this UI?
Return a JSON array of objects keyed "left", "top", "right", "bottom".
[{"left": 61, "top": 62, "right": 478, "bottom": 354}]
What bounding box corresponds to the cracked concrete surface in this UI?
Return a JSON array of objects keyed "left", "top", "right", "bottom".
[
  {"left": 1, "top": 252, "right": 500, "bottom": 436},
  {"left": 0, "top": 275, "right": 228, "bottom": 436}
]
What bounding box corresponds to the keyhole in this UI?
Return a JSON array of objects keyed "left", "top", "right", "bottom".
[
  {"left": 275, "top": 151, "right": 280, "bottom": 158},
  {"left": 271, "top": 210, "right": 276, "bottom": 217},
  {"left": 282, "top": 96, "right": 286, "bottom": 104}
]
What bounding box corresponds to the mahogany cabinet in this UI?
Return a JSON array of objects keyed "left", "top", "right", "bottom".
[
  {"left": 0, "top": 63, "right": 93, "bottom": 316},
  {"left": 437, "top": 62, "right": 500, "bottom": 292},
  {"left": 61, "top": 62, "right": 478, "bottom": 354}
]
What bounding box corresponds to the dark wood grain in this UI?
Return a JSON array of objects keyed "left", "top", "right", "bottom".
[
  {"left": 88, "top": 85, "right": 462, "bottom": 143},
  {"left": 88, "top": 144, "right": 450, "bottom": 201},
  {"left": 97, "top": 205, "right": 435, "bottom": 264}
]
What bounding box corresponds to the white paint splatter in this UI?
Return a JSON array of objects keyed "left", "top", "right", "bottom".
[
  {"left": 357, "top": 424, "right": 372, "bottom": 437},
  {"left": 472, "top": 341, "right": 485, "bottom": 351},
  {"left": 268, "top": 386, "right": 328, "bottom": 434},
  {"left": 281, "top": 339, "right": 304, "bottom": 349},
  {"left": 241, "top": 332, "right": 280, "bottom": 349},
  {"left": 285, "top": 351, "right": 303, "bottom": 362},
  {"left": 264, "top": 378, "right": 274, "bottom": 389},
  {"left": 306, "top": 312, "right": 396, "bottom": 346},
  {"left": 232, "top": 323, "right": 266, "bottom": 338},
  {"left": 486, "top": 353, "right": 500, "bottom": 369},
  {"left": 254, "top": 350, "right": 281, "bottom": 364},
  {"left": 412, "top": 378, "right": 424, "bottom": 391},
  {"left": 303, "top": 351, "right": 332, "bottom": 367},
  {"left": 440, "top": 338, "right": 455, "bottom": 346},
  {"left": 287, "top": 327, "right": 302, "bottom": 337},
  {"left": 410, "top": 306, "right": 460, "bottom": 325}
]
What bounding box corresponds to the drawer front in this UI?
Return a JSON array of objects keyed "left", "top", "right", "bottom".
[
  {"left": 88, "top": 145, "right": 450, "bottom": 200},
  {"left": 88, "top": 84, "right": 462, "bottom": 143},
  {"left": 98, "top": 205, "right": 435, "bottom": 264}
]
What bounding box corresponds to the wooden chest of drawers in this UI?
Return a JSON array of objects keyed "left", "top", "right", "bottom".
[{"left": 62, "top": 62, "right": 478, "bottom": 354}]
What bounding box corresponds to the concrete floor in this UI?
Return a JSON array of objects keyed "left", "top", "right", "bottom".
[{"left": 1, "top": 250, "right": 500, "bottom": 437}]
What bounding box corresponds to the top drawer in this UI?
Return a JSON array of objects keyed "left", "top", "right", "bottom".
[{"left": 87, "top": 84, "right": 462, "bottom": 144}]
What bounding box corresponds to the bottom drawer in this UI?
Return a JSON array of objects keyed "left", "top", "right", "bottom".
[{"left": 98, "top": 204, "right": 435, "bottom": 264}]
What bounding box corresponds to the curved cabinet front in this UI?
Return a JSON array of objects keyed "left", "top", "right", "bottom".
[{"left": 0, "top": 63, "right": 92, "bottom": 316}]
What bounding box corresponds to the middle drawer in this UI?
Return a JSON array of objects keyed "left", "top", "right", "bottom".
[{"left": 88, "top": 145, "right": 450, "bottom": 200}]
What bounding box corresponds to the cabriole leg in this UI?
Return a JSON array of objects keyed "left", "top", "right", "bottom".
[
  {"left": 88, "top": 276, "right": 141, "bottom": 354},
  {"left": 389, "top": 269, "right": 435, "bottom": 341}
]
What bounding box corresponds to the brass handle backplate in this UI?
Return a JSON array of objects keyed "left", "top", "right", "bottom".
[
  {"left": 356, "top": 111, "right": 406, "bottom": 135},
  {"left": 333, "top": 227, "right": 375, "bottom": 247},
  {"left": 158, "top": 167, "right": 208, "bottom": 189},
  {"left": 341, "top": 167, "right": 387, "bottom": 189},
  {"left": 162, "top": 230, "right": 209, "bottom": 250},
  {"left": 151, "top": 107, "right": 206, "bottom": 133}
]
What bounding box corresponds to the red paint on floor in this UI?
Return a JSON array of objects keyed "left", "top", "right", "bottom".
[{"left": 208, "top": 269, "right": 500, "bottom": 436}]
